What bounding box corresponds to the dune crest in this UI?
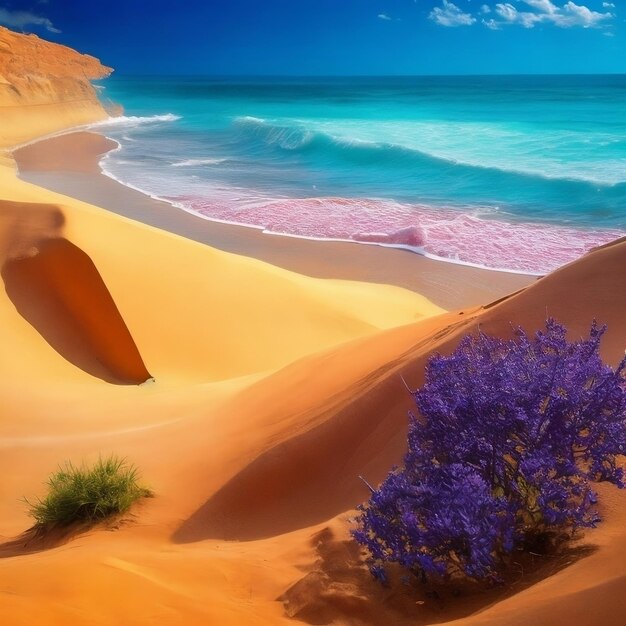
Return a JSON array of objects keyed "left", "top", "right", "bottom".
[{"left": 0, "top": 199, "right": 64, "bottom": 261}]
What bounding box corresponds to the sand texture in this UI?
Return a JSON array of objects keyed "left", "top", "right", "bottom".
[
  {"left": 1, "top": 27, "right": 625, "bottom": 626},
  {"left": 3, "top": 139, "right": 626, "bottom": 625}
]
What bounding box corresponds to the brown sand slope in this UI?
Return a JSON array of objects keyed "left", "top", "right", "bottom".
[
  {"left": 177, "top": 239, "right": 626, "bottom": 550},
  {"left": 264, "top": 241, "right": 626, "bottom": 625},
  {"left": 264, "top": 240, "right": 626, "bottom": 625}
]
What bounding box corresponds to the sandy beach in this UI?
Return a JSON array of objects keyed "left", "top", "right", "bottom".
[
  {"left": 1, "top": 24, "right": 625, "bottom": 626},
  {"left": 14, "top": 131, "right": 534, "bottom": 310}
]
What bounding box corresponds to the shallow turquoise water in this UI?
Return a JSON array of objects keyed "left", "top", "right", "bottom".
[{"left": 93, "top": 75, "right": 626, "bottom": 273}]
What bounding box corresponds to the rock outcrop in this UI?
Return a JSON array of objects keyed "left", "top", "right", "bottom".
[{"left": 0, "top": 26, "right": 112, "bottom": 147}]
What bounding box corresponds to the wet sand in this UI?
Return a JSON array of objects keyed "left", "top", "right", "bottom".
[{"left": 14, "top": 131, "right": 534, "bottom": 310}]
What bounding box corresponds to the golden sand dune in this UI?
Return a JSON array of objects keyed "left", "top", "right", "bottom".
[
  {"left": 1, "top": 155, "right": 623, "bottom": 624},
  {"left": 0, "top": 155, "right": 446, "bottom": 625},
  {"left": 275, "top": 239, "right": 626, "bottom": 625}
]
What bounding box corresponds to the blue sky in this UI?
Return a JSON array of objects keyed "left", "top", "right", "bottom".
[{"left": 0, "top": 1, "right": 623, "bottom": 75}]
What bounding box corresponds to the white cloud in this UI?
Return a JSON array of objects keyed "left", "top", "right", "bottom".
[
  {"left": 489, "top": 1, "right": 613, "bottom": 30},
  {"left": 481, "top": 4, "right": 492, "bottom": 14},
  {"left": 377, "top": 13, "right": 392, "bottom": 21},
  {"left": 429, "top": 0, "right": 477, "bottom": 27},
  {"left": 522, "top": 0, "right": 558, "bottom": 14},
  {"left": 495, "top": 3, "right": 543, "bottom": 27},
  {"left": 0, "top": 8, "right": 60, "bottom": 33},
  {"left": 602, "top": 2, "right": 615, "bottom": 8},
  {"left": 483, "top": 17, "right": 501, "bottom": 29},
  {"left": 555, "top": 2, "right": 613, "bottom": 28}
]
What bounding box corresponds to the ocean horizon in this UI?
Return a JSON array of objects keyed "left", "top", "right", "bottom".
[{"left": 94, "top": 74, "right": 626, "bottom": 274}]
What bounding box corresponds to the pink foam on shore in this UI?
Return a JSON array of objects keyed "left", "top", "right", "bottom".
[{"left": 170, "top": 195, "right": 624, "bottom": 275}]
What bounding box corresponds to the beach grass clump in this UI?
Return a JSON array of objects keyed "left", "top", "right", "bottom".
[
  {"left": 27, "top": 455, "right": 152, "bottom": 528},
  {"left": 353, "top": 319, "right": 626, "bottom": 585}
]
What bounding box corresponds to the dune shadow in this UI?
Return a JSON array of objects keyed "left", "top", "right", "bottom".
[
  {"left": 0, "top": 201, "right": 151, "bottom": 384},
  {"left": 279, "top": 527, "right": 598, "bottom": 626},
  {"left": 0, "top": 514, "right": 140, "bottom": 559},
  {"left": 0, "top": 523, "right": 92, "bottom": 559},
  {"left": 172, "top": 318, "right": 470, "bottom": 544},
  {"left": 172, "top": 370, "right": 418, "bottom": 543}
]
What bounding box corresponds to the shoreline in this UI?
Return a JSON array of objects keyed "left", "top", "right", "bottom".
[
  {"left": 95, "top": 131, "right": 540, "bottom": 279},
  {"left": 14, "top": 130, "right": 535, "bottom": 310},
  {"left": 101, "top": 144, "right": 542, "bottom": 279}
]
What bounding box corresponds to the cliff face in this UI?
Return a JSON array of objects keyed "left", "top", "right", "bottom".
[{"left": 0, "top": 26, "right": 113, "bottom": 148}]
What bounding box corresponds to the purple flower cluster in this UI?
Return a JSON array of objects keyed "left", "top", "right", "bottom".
[{"left": 353, "top": 320, "right": 626, "bottom": 584}]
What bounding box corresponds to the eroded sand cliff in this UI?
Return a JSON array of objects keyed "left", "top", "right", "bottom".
[{"left": 0, "top": 26, "right": 112, "bottom": 147}]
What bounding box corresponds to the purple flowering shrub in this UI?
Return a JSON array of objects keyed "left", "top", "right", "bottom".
[{"left": 353, "top": 319, "right": 626, "bottom": 584}]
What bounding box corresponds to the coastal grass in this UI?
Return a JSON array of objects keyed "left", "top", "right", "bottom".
[{"left": 26, "top": 455, "right": 152, "bottom": 528}]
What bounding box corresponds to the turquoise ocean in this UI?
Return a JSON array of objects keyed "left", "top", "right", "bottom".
[{"left": 92, "top": 75, "right": 626, "bottom": 274}]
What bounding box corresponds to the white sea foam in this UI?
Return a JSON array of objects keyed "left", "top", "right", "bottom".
[
  {"left": 171, "top": 158, "right": 229, "bottom": 167},
  {"left": 236, "top": 115, "right": 266, "bottom": 123},
  {"left": 88, "top": 113, "right": 181, "bottom": 129}
]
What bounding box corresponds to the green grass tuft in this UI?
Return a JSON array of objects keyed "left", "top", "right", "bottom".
[{"left": 26, "top": 455, "right": 152, "bottom": 528}]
